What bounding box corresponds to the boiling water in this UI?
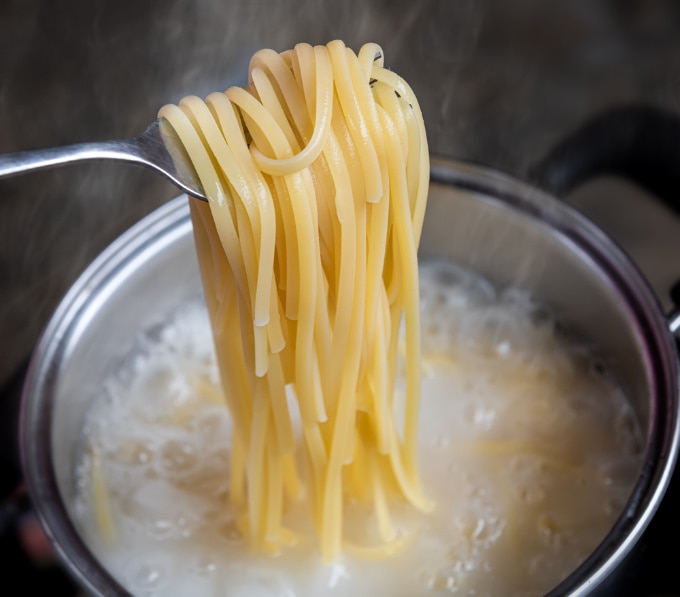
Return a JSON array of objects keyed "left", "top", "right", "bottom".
[{"left": 72, "top": 261, "right": 643, "bottom": 596}]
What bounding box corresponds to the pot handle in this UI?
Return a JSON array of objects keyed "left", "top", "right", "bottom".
[
  {"left": 530, "top": 103, "right": 680, "bottom": 338},
  {"left": 670, "top": 281, "right": 680, "bottom": 340},
  {"left": 530, "top": 103, "right": 680, "bottom": 216}
]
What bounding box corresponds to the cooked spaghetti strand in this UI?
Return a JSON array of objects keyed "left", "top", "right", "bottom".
[{"left": 159, "top": 41, "right": 430, "bottom": 560}]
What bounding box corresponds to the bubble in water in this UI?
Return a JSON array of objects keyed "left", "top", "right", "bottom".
[
  {"left": 537, "top": 515, "right": 563, "bottom": 549},
  {"left": 194, "top": 556, "right": 217, "bottom": 576},
  {"left": 218, "top": 517, "right": 244, "bottom": 543},
  {"left": 470, "top": 517, "right": 501, "bottom": 544},
  {"left": 430, "top": 570, "right": 458, "bottom": 592},
  {"left": 472, "top": 405, "right": 496, "bottom": 429},
  {"left": 519, "top": 484, "right": 546, "bottom": 505},
  {"left": 604, "top": 495, "right": 625, "bottom": 516},
  {"left": 419, "top": 568, "right": 451, "bottom": 592},
  {"left": 125, "top": 479, "right": 206, "bottom": 540},
  {"left": 160, "top": 440, "right": 198, "bottom": 476},
  {"left": 115, "top": 439, "right": 154, "bottom": 467},
  {"left": 495, "top": 340, "right": 512, "bottom": 356},
  {"left": 193, "top": 407, "right": 231, "bottom": 446},
  {"left": 128, "top": 559, "right": 164, "bottom": 594}
]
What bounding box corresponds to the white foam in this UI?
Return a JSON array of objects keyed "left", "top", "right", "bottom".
[{"left": 73, "top": 263, "right": 643, "bottom": 597}]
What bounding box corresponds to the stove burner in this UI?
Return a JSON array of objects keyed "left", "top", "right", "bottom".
[{"left": 0, "top": 362, "right": 79, "bottom": 596}]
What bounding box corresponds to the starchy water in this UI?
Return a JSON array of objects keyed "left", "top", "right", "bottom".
[{"left": 72, "top": 260, "right": 643, "bottom": 596}]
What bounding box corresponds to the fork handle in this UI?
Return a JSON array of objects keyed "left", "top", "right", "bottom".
[{"left": 0, "top": 140, "right": 143, "bottom": 180}]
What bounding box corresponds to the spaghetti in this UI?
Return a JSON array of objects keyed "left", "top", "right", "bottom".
[{"left": 158, "top": 40, "right": 431, "bottom": 561}]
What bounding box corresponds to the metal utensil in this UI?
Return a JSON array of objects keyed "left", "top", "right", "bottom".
[{"left": 0, "top": 118, "right": 207, "bottom": 201}]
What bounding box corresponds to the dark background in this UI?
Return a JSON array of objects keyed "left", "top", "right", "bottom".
[{"left": 1, "top": 0, "right": 679, "bottom": 595}]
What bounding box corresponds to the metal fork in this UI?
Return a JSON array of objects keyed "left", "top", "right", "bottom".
[{"left": 0, "top": 118, "right": 207, "bottom": 201}]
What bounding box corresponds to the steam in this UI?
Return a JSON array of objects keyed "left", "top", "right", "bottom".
[{"left": 2, "top": 0, "right": 680, "bottom": 391}]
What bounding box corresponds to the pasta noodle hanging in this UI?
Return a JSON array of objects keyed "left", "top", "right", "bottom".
[{"left": 158, "top": 40, "right": 432, "bottom": 562}]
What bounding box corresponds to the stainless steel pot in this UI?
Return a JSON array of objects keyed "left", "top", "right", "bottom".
[{"left": 19, "top": 157, "right": 680, "bottom": 596}]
